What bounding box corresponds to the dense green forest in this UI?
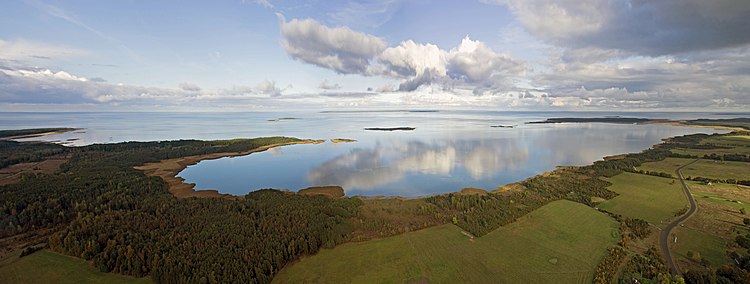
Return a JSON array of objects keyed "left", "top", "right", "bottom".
[
  {"left": 3, "top": 131, "right": 750, "bottom": 283},
  {"left": 1, "top": 137, "right": 360, "bottom": 283},
  {"left": 0, "top": 140, "right": 67, "bottom": 168}
]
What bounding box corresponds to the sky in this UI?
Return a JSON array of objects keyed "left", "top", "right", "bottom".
[{"left": 0, "top": 0, "right": 749, "bottom": 112}]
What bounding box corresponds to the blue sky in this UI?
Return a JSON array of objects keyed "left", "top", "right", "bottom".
[{"left": 1, "top": 0, "right": 749, "bottom": 111}]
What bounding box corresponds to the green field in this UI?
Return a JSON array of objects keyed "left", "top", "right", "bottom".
[
  {"left": 638, "top": 157, "right": 750, "bottom": 181},
  {"left": 0, "top": 250, "right": 150, "bottom": 284},
  {"left": 274, "top": 200, "right": 619, "bottom": 284},
  {"left": 671, "top": 135, "right": 750, "bottom": 156},
  {"left": 598, "top": 172, "right": 687, "bottom": 224},
  {"left": 672, "top": 227, "right": 728, "bottom": 267}
]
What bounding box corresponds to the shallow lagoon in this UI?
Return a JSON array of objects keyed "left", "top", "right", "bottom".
[
  {"left": 0, "top": 111, "right": 731, "bottom": 196},
  {"left": 173, "top": 113, "right": 726, "bottom": 196}
]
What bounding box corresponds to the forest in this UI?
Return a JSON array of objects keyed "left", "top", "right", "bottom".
[
  {"left": 1, "top": 137, "right": 361, "bottom": 283},
  {"left": 3, "top": 131, "right": 750, "bottom": 283}
]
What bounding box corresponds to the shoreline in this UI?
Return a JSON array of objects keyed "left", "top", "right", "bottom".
[
  {"left": 0, "top": 128, "right": 82, "bottom": 140},
  {"left": 645, "top": 121, "right": 748, "bottom": 132},
  {"left": 134, "top": 139, "right": 324, "bottom": 200},
  {"left": 133, "top": 121, "right": 736, "bottom": 201}
]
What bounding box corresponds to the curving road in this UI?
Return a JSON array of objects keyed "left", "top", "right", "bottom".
[{"left": 660, "top": 159, "right": 699, "bottom": 275}]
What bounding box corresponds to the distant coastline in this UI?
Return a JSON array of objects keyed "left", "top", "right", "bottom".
[
  {"left": 528, "top": 117, "right": 750, "bottom": 131},
  {"left": 364, "top": 127, "right": 416, "bottom": 131},
  {"left": 0, "top": 128, "right": 80, "bottom": 140}
]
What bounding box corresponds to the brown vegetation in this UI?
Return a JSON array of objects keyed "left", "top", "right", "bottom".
[
  {"left": 330, "top": 138, "right": 357, "bottom": 143},
  {"left": 0, "top": 155, "right": 68, "bottom": 185},
  {"left": 298, "top": 186, "right": 345, "bottom": 198},
  {"left": 459, "top": 187, "right": 488, "bottom": 196},
  {"left": 134, "top": 140, "right": 324, "bottom": 200}
]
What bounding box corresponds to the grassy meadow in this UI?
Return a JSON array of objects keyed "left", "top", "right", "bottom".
[
  {"left": 598, "top": 172, "right": 687, "bottom": 224},
  {"left": 274, "top": 200, "right": 619, "bottom": 284},
  {"left": 672, "top": 226, "right": 728, "bottom": 268},
  {"left": 0, "top": 250, "right": 151, "bottom": 284},
  {"left": 638, "top": 157, "right": 750, "bottom": 181}
]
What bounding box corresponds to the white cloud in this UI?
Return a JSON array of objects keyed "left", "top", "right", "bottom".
[
  {"left": 378, "top": 40, "right": 447, "bottom": 78},
  {"left": 254, "top": 80, "right": 283, "bottom": 96},
  {"left": 318, "top": 80, "right": 342, "bottom": 90},
  {"left": 279, "top": 16, "right": 387, "bottom": 74},
  {"left": 447, "top": 36, "right": 525, "bottom": 82},
  {"left": 0, "top": 39, "right": 87, "bottom": 60}
]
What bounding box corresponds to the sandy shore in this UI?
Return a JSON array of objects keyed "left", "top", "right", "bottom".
[
  {"left": 134, "top": 139, "right": 324, "bottom": 200},
  {"left": 0, "top": 128, "right": 81, "bottom": 140},
  {"left": 646, "top": 121, "right": 747, "bottom": 132}
]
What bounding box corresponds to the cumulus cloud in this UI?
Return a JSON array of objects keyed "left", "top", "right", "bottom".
[
  {"left": 279, "top": 17, "right": 527, "bottom": 94},
  {"left": 378, "top": 40, "right": 447, "bottom": 78},
  {"left": 254, "top": 80, "right": 283, "bottom": 96},
  {"left": 447, "top": 36, "right": 526, "bottom": 82},
  {"left": 279, "top": 16, "right": 387, "bottom": 74},
  {"left": 318, "top": 80, "right": 341, "bottom": 90}
]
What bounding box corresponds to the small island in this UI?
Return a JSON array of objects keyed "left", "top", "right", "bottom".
[
  {"left": 364, "top": 127, "right": 416, "bottom": 131},
  {"left": 527, "top": 117, "right": 656, "bottom": 124},
  {"left": 490, "top": 125, "right": 514, "bottom": 128},
  {"left": 527, "top": 117, "right": 750, "bottom": 131},
  {"left": 268, "top": 117, "right": 301, "bottom": 122},
  {"left": 331, "top": 138, "right": 357, "bottom": 143}
]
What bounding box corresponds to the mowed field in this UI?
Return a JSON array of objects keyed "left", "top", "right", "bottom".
[
  {"left": 274, "top": 200, "right": 619, "bottom": 284},
  {"left": 598, "top": 172, "right": 687, "bottom": 224},
  {"left": 0, "top": 249, "right": 150, "bottom": 284},
  {"left": 638, "top": 157, "right": 750, "bottom": 181}
]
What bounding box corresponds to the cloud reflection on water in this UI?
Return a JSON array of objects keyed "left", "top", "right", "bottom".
[{"left": 307, "top": 139, "right": 528, "bottom": 191}]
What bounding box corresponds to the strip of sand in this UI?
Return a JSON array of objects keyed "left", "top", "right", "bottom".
[
  {"left": 0, "top": 128, "right": 81, "bottom": 140},
  {"left": 134, "top": 139, "right": 324, "bottom": 200},
  {"left": 646, "top": 121, "right": 748, "bottom": 132}
]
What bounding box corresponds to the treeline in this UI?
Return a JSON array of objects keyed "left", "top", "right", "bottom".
[
  {"left": 593, "top": 241, "right": 626, "bottom": 284},
  {"left": 682, "top": 251, "right": 750, "bottom": 283},
  {"left": 0, "top": 140, "right": 67, "bottom": 168},
  {"left": 1, "top": 137, "right": 363, "bottom": 283},
  {"left": 685, "top": 118, "right": 750, "bottom": 130},
  {"left": 675, "top": 225, "right": 750, "bottom": 282},
  {"left": 588, "top": 147, "right": 674, "bottom": 177},
  {"left": 49, "top": 190, "right": 360, "bottom": 283},
  {"left": 425, "top": 191, "right": 547, "bottom": 236},
  {"left": 620, "top": 248, "right": 682, "bottom": 283},
  {"left": 426, "top": 169, "right": 616, "bottom": 237},
  {"left": 685, "top": 176, "right": 750, "bottom": 186},
  {"left": 700, "top": 153, "right": 750, "bottom": 163}
]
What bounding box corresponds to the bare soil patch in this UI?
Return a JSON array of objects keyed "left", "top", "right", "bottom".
[{"left": 298, "top": 186, "right": 345, "bottom": 198}]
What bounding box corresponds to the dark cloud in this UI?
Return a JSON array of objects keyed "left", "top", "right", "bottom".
[{"left": 495, "top": 0, "right": 750, "bottom": 56}]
